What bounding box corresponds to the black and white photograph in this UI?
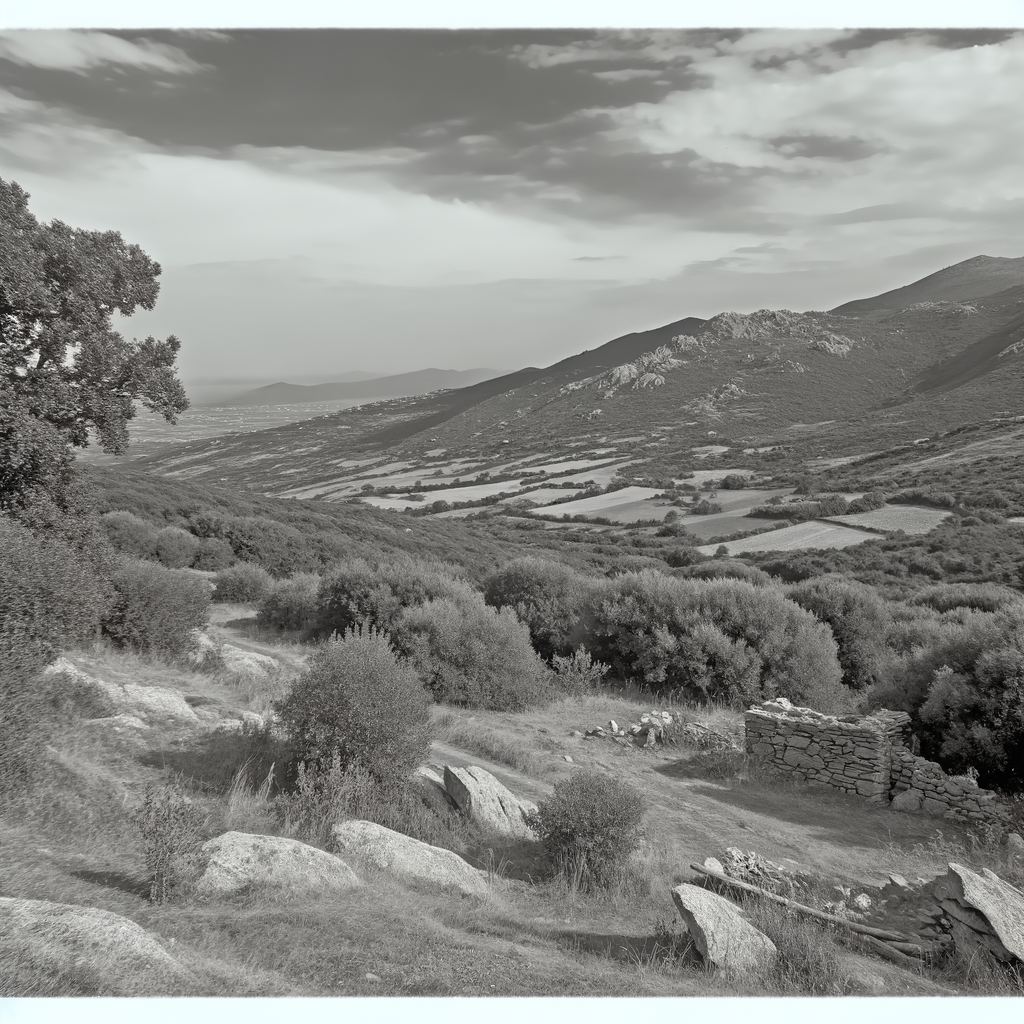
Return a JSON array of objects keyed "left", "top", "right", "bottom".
[{"left": 3, "top": 1, "right": 1024, "bottom": 1010}]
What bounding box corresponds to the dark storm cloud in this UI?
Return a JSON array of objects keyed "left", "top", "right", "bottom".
[
  {"left": 0, "top": 28, "right": 754, "bottom": 225},
  {"left": 768, "top": 134, "right": 883, "bottom": 161}
]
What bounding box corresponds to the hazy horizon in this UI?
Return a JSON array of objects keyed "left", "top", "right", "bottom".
[{"left": 2, "top": 22, "right": 1023, "bottom": 387}]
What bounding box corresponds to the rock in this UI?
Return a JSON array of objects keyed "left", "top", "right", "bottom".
[
  {"left": 891, "top": 789, "right": 922, "bottom": 813},
  {"left": 888, "top": 873, "right": 911, "bottom": 889},
  {"left": 945, "top": 862, "right": 1024, "bottom": 963},
  {"left": 703, "top": 857, "right": 725, "bottom": 874},
  {"left": 412, "top": 764, "right": 456, "bottom": 815},
  {"left": 443, "top": 766, "right": 537, "bottom": 840},
  {"left": 332, "top": 820, "right": 488, "bottom": 898},
  {"left": 1007, "top": 833, "right": 1024, "bottom": 858},
  {"left": 0, "top": 897, "right": 197, "bottom": 996},
  {"left": 608, "top": 720, "right": 620, "bottom": 734},
  {"left": 45, "top": 658, "right": 198, "bottom": 723},
  {"left": 221, "top": 645, "right": 279, "bottom": 678},
  {"left": 671, "top": 884, "right": 777, "bottom": 972},
  {"left": 852, "top": 893, "right": 872, "bottom": 912},
  {"left": 195, "top": 831, "right": 361, "bottom": 897},
  {"left": 562, "top": 755, "right": 573, "bottom": 763},
  {"left": 569, "top": 730, "right": 583, "bottom": 738}
]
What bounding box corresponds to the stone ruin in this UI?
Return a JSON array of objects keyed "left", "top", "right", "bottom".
[{"left": 744, "top": 698, "right": 1009, "bottom": 828}]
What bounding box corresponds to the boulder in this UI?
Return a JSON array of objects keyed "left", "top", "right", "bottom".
[
  {"left": 413, "top": 764, "right": 457, "bottom": 815},
  {"left": 332, "top": 820, "right": 488, "bottom": 898},
  {"left": 671, "top": 884, "right": 777, "bottom": 972},
  {"left": 44, "top": 658, "right": 198, "bottom": 723},
  {"left": 0, "top": 897, "right": 196, "bottom": 996},
  {"left": 443, "top": 766, "right": 537, "bottom": 840},
  {"left": 185, "top": 629, "right": 221, "bottom": 669},
  {"left": 891, "top": 789, "right": 922, "bottom": 813},
  {"left": 944, "top": 862, "right": 1024, "bottom": 963},
  {"left": 195, "top": 831, "right": 361, "bottom": 897},
  {"left": 221, "top": 645, "right": 279, "bottom": 677}
]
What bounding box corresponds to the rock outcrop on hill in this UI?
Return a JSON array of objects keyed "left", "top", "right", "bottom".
[
  {"left": 195, "top": 831, "right": 361, "bottom": 897},
  {"left": 671, "top": 883, "right": 777, "bottom": 972},
  {"left": 0, "top": 897, "right": 197, "bottom": 996},
  {"left": 332, "top": 820, "right": 488, "bottom": 898}
]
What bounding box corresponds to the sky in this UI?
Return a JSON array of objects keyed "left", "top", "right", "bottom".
[{"left": 2, "top": 4, "right": 1024, "bottom": 398}]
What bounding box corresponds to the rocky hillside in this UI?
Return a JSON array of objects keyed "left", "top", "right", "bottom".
[{"left": 131, "top": 255, "right": 1024, "bottom": 492}]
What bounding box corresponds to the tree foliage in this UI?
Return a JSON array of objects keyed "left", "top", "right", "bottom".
[{"left": 1, "top": 177, "right": 187, "bottom": 513}]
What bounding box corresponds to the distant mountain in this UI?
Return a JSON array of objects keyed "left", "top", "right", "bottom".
[
  {"left": 220, "top": 368, "right": 504, "bottom": 406},
  {"left": 832, "top": 255, "right": 1024, "bottom": 314}
]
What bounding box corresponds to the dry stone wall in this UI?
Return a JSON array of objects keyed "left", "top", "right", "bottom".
[{"left": 745, "top": 698, "right": 1009, "bottom": 827}]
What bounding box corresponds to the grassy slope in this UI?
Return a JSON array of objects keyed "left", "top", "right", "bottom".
[{"left": 4, "top": 602, "right": 1019, "bottom": 997}]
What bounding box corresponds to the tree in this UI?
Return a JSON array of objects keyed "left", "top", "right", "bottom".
[{"left": 1, "top": 177, "right": 187, "bottom": 514}]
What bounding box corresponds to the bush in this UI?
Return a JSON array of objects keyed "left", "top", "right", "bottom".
[
  {"left": 582, "top": 572, "right": 845, "bottom": 710},
  {"left": 690, "top": 499, "right": 723, "bottom": 516},
  {"left": 720, "top": 474, "right": 748, "bottom": 489},
  {"left": 396, "top": 597, "right": 552, "bottom": 711},
  {"left": 314, "top": 556, "right": 473, "bottom": 638},
  {"left": 257, "top": 572, "right": 321, "bottom": 634},
  {"left": 281, "top": 756, "right": 468, "bottom": 852},
  {"left": 129, "top": 780, "right": 211, "bottom": 903},
  {"left": 552, "top": 647, "right": 608, "bottom": 696},
  {"left": 528, "top": 769, "right": 646, "bottom": 889},
  {"left": 788, "top": 575, "right": 890, "bottom": 690},
  {"left": 910, "top": 583, "right": 1023, "bottom": 614},
  {"left": 0, "top": 515, "right": 108, "bottom": 668},
  {"left": 191, "top": 535, "right": 235, "bottom": 572},
  {"left": 275, "top": 625, "right": 431, "bottom": 786},
  {"left": 153, "top": 526, "right": 200, "bottom": 569},
  {"left": 483, "top": 557, "right": 593, "bottom": 660},
  {"left": 102, "top": 559, "right": 211, "bottom": 659},
  {"left": 675, "top": 560, "right": 772, "bottom": 586},
  {"left": 212, "top": 561, "right": 275, "bottom": 603},
  {"left": 100, "top": 510, "right": 159, "bottom": 560}
]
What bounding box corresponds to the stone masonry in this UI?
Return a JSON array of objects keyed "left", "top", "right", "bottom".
[{"left": 745, "top": 698, "right": 1009, "bottom": 827}]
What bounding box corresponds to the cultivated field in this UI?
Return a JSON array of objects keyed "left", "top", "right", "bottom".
[
  {"left": 697, "top": 521, "right": 877, "bottom": 555},
  {"left": 529, "top": 486, "right": 664, "bottom": 519},
  {"left": 829, "top": 505, "right": 953, "bottom": 534}
]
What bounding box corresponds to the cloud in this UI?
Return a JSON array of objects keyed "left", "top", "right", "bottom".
[{"left": 0, "top": 30, "right": 205, "bottom": 75}]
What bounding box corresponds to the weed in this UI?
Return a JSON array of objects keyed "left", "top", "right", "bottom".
[{"left": 128, "top": 778, "right": 212, "bottom": 903}]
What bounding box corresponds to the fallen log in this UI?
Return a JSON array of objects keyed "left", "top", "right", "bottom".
[
  {"left": 849, "top": 932, "right": 926, "bottom": 970},
  {"left": 688, "top": 863, "right": 915, "bottom": 943}
]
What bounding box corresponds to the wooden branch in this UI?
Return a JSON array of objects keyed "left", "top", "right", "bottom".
[
  {"left": 688, "top": 863, "right": 915, "bottom": 943},
  {"left": 848, "top": 932, "right": 924, "bottom": 970}
]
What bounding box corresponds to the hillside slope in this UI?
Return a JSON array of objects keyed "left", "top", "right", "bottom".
[{"left": 832, "top": 255, "right": 1024, "bottom": 314}]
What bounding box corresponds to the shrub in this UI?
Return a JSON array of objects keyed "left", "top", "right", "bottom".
[
  {"left": 315, "top": 556, "right": 473, "bottom": 638},
  {"left": 910, "top": 583, "right": 1023, "bottom": 614},
  {"left": 0, "top": 514, "right": 108, "bottom": 667},
  {"left": 675, "top": 560, "right": 772, "bottom": 586},
  {"left": 153, "top": 526, "right": 200, "bottom": 569},
  {"left": 274, "top": 625, "right": 431, "bottom": 786},
  {"left": 690, "top": 499, "right": 723, "bottom": 516},
  {"left": 100, "top": 510, "right": 159, "bottom": 560},
  {"left": 257, "top": 572, "right": 322, "bottom": 634},
  {"left": 101, "top": 559, "right": 211, "bottom": 659},
  {"left": 212, "top": 561, "right": 275, "bottom": 603},
  {"left": 396, "top": 597, "right": 552, "bottom": 711},
  {"left": 129, "top": 780, "right": 211, "bottom": 903},
  {"left": 552, "top": 647, "right": 608, "bottom": 696},
  {"left": 582, "top": 572, "right": 845, "bottom": 710},
  {"left": 191, "top": 536, "right": 235, "bottom": 571},
  {"left": 281, "top": 756, "right": 468, "bottom": 852},
  {"left": 720, "top": 474, "right": 748, "bottom": 489},
  {"left": 528, "top": 769, "right": 646, "bottom": 889},
  {"left": 788, "top": 575, "right": 890, "bottom": 690},
  {"left": 483, "top": 557, "right": 593, "bottom": 660}
]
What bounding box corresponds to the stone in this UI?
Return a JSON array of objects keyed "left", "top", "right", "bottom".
[
  {"left": 921, "top": 797, "right": 949, "bottom": 816},
  {"left": 1007, "top": 833, "right": 1024, "bottom": 858},
  {"left": 671, "top": 884, "right": 777, "bottom": 972},
  {"left": 946, "top": 862, "right": 1024, "bottom": 963},
  {"left": 608, "top": 720, "right": 620, "bottom": 734},
  {"left": 220, "top": 645, "right": 279, "bottom": 678},
  {"left": 703, "top": 857, "right": 725, "bottom": 874},
  {"left": 0, "top": 897, "right": 197, "bottom": 996},
  {"left": 562, "top": 755, "right": 574, "bottom": 762},
  {"left": 44, "top": 657, "right": 199, "bottom": 723},
  {"left": 195, "top": 831, "right": 361, "bottom": 897},
  {"left": 413, "top": 764, "right": 456, "bottom": 814},
  {"left": 569, "top": 730, "right": 583, "bottom": 738},
  {"left": 891, "top": 790, "right": 922, "bottom": 813},
  {"left": 185, "top": 629, "right": 221, "bottom": 669},
  {"left": 852, "top": 893, "right": 872, "bottom": 912},
  {"left": 332, "top": 820, "right": 488, "bottom": 898},
  {"left": 443, "top": 765, "right": 538, "bottom": 840},
  {"left": 888, "top": 873, "right": 911, "bottom": 889}
]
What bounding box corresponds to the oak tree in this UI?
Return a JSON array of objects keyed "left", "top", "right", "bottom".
[{"left": 1, "top": 177, "right": 187, "bottom": 514}]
